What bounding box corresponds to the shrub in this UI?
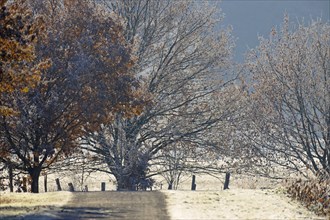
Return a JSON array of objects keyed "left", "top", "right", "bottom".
[{"left": 286, "top": 172, "right": 330, "bottom": 216}]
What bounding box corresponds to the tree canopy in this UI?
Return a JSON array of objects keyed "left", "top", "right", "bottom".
[{"left": 0, "top": 0, "right": 49, "bottom": 116}]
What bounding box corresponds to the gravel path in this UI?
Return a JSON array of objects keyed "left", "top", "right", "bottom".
[{"left": 2, "top": 191, "right": 169, "bottom": 220}]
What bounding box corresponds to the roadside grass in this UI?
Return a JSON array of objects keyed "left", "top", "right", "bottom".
[
  {"left": 0, "top": 191, "right": 72, "bottom": 207},
  {"left": 164, "top": 189, "right": 325, "bottom": 220},
  {"left": 0, "top": 191, "right": 72, "bottom": 216}
]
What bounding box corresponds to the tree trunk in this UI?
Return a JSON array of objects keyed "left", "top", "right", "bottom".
[
  {"left": 224, "top": 172, "right": 230, "bottom": 190},
  {"left": 29, "top": 168, "right": 41, "bottom": 193},
  {"left": 116, "top": 175, "right": 136, "bottom": 191},
  {"left": 110, "top": 155, "right": 150, "bottom": 191}
]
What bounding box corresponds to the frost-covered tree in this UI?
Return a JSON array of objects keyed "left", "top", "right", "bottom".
[
  {"left": 83, "top": 0, "right": 236, "bottom": 190},
  {"left": 245, "top": 16, "right": 330, "bottom": 177}
]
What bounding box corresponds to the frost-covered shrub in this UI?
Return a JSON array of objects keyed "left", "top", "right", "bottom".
[{"left": 286, "top": 173, "right": 330, "bottom": 216}]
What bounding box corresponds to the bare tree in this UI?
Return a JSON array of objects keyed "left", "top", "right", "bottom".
[
  {"left": 152, "top": 82, "right": 250, "bottom": 189},
  {"left": 155, "top": 142, "right": 196, "bottom": 190},
  {"left": 244, "top": 16, "right": 330, "bottom": 177},
  {"left": 83, "top": 0, "right": 237, "bottom": 190}
]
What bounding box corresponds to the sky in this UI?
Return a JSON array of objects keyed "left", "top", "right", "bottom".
[{"left": 217, "top": 0, "right": 330, "bottom": 62}]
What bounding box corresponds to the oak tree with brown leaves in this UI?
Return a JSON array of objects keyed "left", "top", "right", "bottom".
[
  {"left": 0, "top": 0, "right": 48, "bottom": 116},
  {"left": 0, "top": 0, "right": 139, "bottom": 193}
]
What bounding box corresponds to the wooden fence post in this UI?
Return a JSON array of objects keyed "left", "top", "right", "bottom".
[
  {"left": 191, "top": 175, "right": 196, "bottom": 191},
  {"left": 44, "top": 174, "right": 47, "bottom": 192},
  {"left": 55, "top": 178, "right": 62, "bottom": 191},
  {"left": 224, "top": 172, "right": 230, "bottom": 190},
  {"left": 68, "top": 183, "right": 75, "bottom": 192},
  {"left": 101, "top": 182, "right": 106, "bottom": 191},
  {"left": 8, "top": 165, "right": 13, "bottom": 192},
  {"left": 22, "top": 177, "right": 27, "bottom": 192}
]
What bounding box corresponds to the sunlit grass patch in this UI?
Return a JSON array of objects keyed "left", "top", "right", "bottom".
[{"left": 0, "top": 191, "right": 72, "bottom": 207}]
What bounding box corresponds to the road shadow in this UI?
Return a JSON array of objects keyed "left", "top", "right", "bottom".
[{"left": 0, "top": 191, "right": 169, "bottom": 220}]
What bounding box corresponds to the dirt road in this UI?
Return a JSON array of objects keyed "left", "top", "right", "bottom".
[
  {"left": 2, "top": 191, "right": 169, "bottom": 220},
  {"left": 1, "top": 189, "right": 324, "bottom": 219}
]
